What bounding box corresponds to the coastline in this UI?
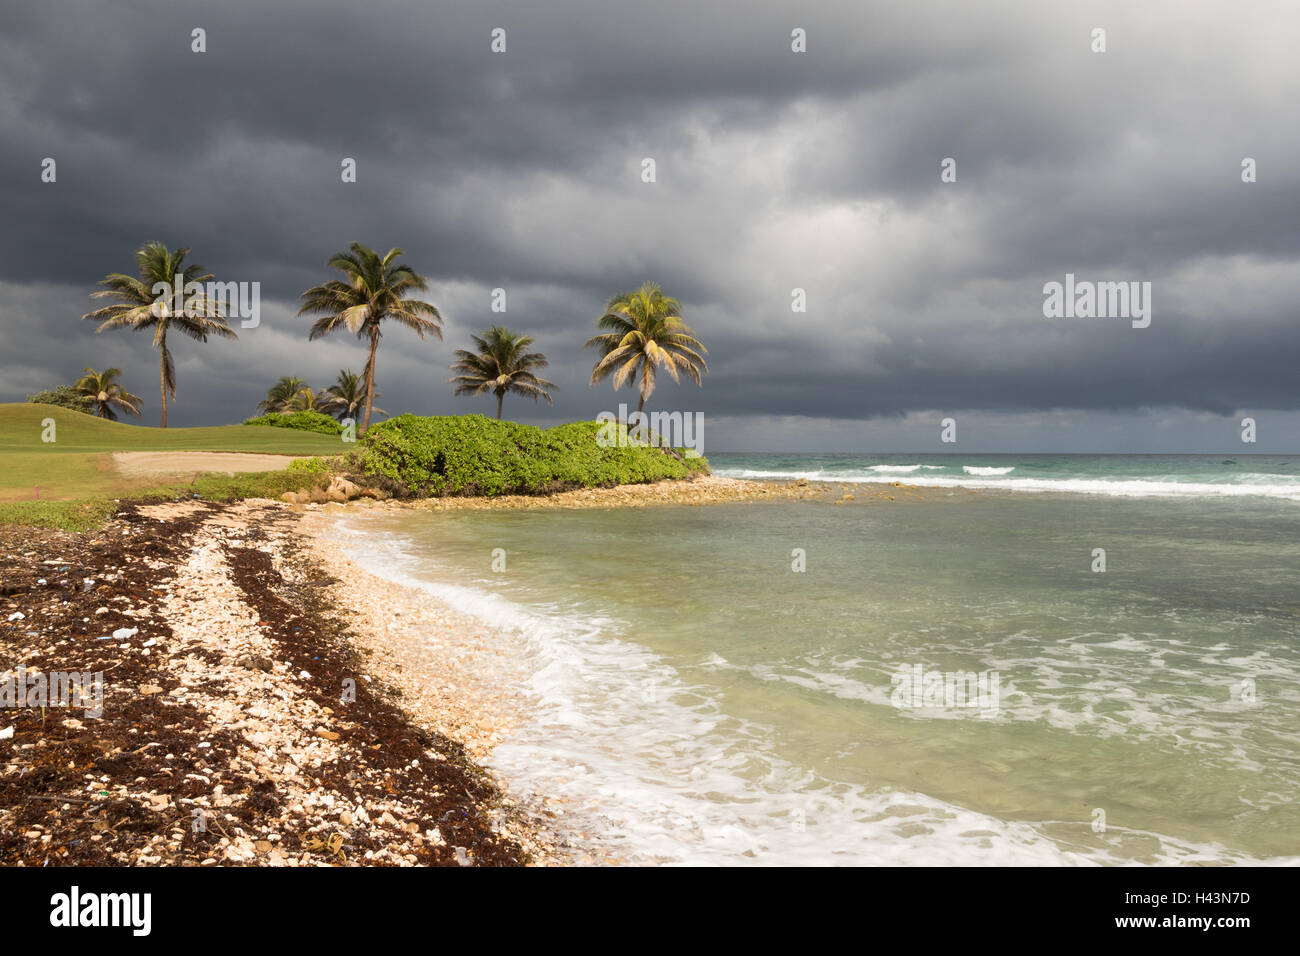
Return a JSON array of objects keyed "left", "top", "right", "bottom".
[
  {"left": 292, "top": 506, "right": 583, "bottom": 864},
  {"left": 4, "top": 475, "right": 870, "bottom": 866},
  {"left": 4, "top": 473, "right": 1295, "bottom": 865},
  {"left": 278, "top": 474, "right": 950, "bottom": 864},
  {"left": 287, "top": 473, "right": 941, "bottom": 514}
]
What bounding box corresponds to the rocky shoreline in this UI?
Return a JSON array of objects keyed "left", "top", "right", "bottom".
[
  {"left": 281, "top": 472, "right": 937, "bottom": 513},
  {"left": 0, "top": 498, "right": 553, "bottom": 866}
]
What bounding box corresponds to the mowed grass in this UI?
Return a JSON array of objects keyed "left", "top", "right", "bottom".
[{"left": 0, "top": 403, "right": 344, "bottom": 505}]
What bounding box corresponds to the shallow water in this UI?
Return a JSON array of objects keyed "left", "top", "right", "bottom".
[{"left": 335, "top": 482, "right": 1300, "bottom": 865}]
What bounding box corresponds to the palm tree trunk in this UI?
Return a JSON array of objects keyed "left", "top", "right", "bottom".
[
  {"left": 496, "top": 390, "right": 504, "bottom": 420},
  {"left": 360, "top": 327, "right": 379, "bottom": 434},
  {"left": 159, "top": 339, "right": 168, "bottom": 428},
  {"left": 637, "top": 363, "right": 649, "bottom": 416}
]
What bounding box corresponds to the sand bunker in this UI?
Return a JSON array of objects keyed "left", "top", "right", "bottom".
[{"left": 112, "top": 451, "right": 305, "bottom": 479}]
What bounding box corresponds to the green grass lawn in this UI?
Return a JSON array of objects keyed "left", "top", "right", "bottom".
[{"left": 0, "top": 403, "right": 344, "bottom": 504}]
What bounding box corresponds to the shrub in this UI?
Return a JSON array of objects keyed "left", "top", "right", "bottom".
[
  {"left": 358, "top": 414, "right": 710, "bottom": 497},
  {"left": 287, "top": 455, "right": 344, "bottom": 475},
  {"left": 27, "top": 386, "right": 93, "bottom": 414},
  {"left": 243, "top": 410, "right": 343, "bottom": 435}
]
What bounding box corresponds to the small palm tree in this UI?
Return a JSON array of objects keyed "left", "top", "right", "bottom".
[
  {"left": 585, "top": 281, "right": 707, "bottom": 415},
  {"left": 298, "top": 243, "right": 442, "bottom": 433},
  {"left": 257, "top": 376, "right": 309, "bottom": 414},
  {"left": 82, "top": 241, "right": 237, "bottom": 427},
  {"left": 450, "top": 326, "right": 556, "bottom": 420},
  {"left": 74, "top": 367, "right": 143, "bottom": 421},
  {"left": 322, "top": 369, "right": 384, "bottom": 422}
]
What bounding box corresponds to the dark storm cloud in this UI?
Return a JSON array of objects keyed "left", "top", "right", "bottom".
[{"left": 0, "top": 0, "right": 1296, "bottom": 444}]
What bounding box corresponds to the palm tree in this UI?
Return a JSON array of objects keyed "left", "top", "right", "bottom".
[
  {"left": 298, "top": 243, "right": 442, "bottom": 433},
  {"left": 257, "top": 376, "right": 309, "bottom": 414},
  {"left": 585, "top": 281, "right": 707, "bottom": 415},
  {"left": 322, "top": 369, "right": 384, "bottom": 422},
  {"left": 287, "top": 385, "right": 333, "bottom": 413},
  {"left": 82, "top": 241, "right": 237, "bottom": 427},
  {"left": 73, "top": 367, "right": 143, "bottom": 421},
  {"left": 449, "top": 326, "right": 556, "bottom": 420}
]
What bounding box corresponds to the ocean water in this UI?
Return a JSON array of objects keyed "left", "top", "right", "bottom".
[
  {"left": 710, "top": 452, "right": 1300, "bottom": 501},
  {"left": 333, "top": 454, "right": 1300, "bottom": 865}
]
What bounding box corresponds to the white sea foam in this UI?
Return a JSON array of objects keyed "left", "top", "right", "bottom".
[
  {"left": 963, "top": 465, "right": 1015, "bottom": 475},
  {"left": 716, "top": 468, "right": 1300, "bottom": 500},
  {"left": 902, "top": 475, "right": 1300, "bottom": 500},
  {"left": 863, "top": 464, "right": 946, "bottom": 473},
  {"left": 783, "top": 638, "right": 1300, "bottom": 780}
]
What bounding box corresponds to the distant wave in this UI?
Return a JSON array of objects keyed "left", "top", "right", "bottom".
[
  {"left": 729, "top": 469, "right": 828, "bottom": 481},
  {"left": 716, "top": 468, "right": 1300, "bottom": 500},
  {"left": 901, "top": 475, "right": 1300, "bottom": 500},
  {"left": 963, "top": 466, "right": 1015, "bottom": 475},
  {"left": 867, "top": 464, "right": 945, "bottom": 473}
]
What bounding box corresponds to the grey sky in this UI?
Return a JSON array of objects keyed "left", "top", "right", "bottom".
[{"left": 1, "top": 0, "right": 1296, "bottom": 451}]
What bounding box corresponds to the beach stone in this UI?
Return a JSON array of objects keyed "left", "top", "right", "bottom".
[{"left": 324, "top": 477, "right": 357, "bottom": 502}]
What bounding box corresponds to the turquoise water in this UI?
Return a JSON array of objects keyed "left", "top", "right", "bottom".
[{"left": 333, "top": 458, "right": 1300, "bottom": 865}]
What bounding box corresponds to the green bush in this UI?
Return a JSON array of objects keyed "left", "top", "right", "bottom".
[
  {"left": 27, "top": 386, "right": 93, "bottom": 414},
  {"left": 358, "top": 414, "right": 710, "bottom": 497},
  {"left": 243, "top": 410, "right": 343, "bottom": 435},
  {"left": 287, "top": 455, "right": 344, "bottom": 475}
]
